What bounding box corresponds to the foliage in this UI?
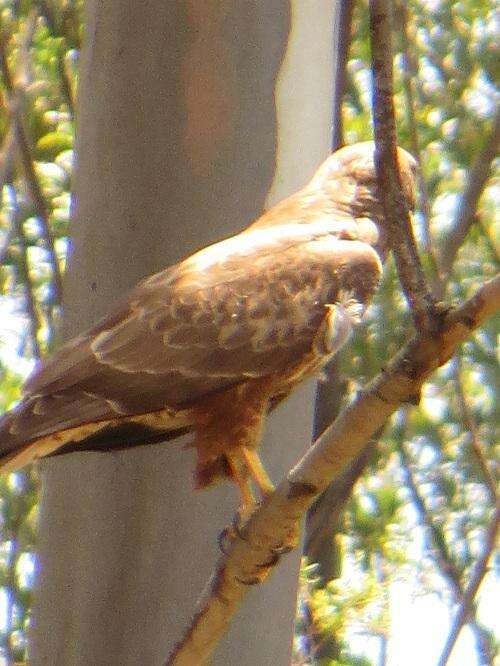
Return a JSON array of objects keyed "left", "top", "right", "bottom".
[
  {"left": 295, "top": 1, "right": 498, "bottom": 664},
  {"left": 0, "top": 1, "right": 498, "bottom": 664},
  {"left": 0, "top": 1, "right": 81, "bottom": 661}
]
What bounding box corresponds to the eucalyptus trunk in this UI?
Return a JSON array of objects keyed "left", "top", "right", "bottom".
[{"left": 31, "top": 2, "right": 336, "bottom": 663}]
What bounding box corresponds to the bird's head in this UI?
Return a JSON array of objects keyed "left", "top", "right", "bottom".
[
  {"left": 309, "top": 141, "right": 417, "bottom": 220},
  {"left": 247, "top": 142, "right": 417, "bottom": 256}
]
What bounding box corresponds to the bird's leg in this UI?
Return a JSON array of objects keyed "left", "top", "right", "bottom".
[
  {"left": 218, "top": 452, "right": 256, "bottom": 554},
  {"left": 224, "top": 446, "right": 275, "bottom": 553},
  {"left": 225, "top": 451, "right": 256, "bottom": 518},
  {"left": 221, "top": 445, "right": 295, "bottom": 584},
  {"left": 241, "top": 444, "right": 300, "bottom": 559},
  {"left": 240, "top": 446, "right": 275, "bottom": 499},
  {"left": 193, "top": 380, "right": 278, "bottom": 553}
]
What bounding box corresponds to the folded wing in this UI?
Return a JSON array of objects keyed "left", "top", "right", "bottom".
[{"left": 0, "top": 223, "right": 382, "bottom": 459}]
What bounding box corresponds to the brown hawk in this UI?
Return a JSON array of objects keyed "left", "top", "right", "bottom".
[{"left": 0, "top": 142, "right": 416, "bottom": 510}]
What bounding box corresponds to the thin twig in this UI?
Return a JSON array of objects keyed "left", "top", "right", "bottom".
[
  {"left": 399, "top": 440, "right": 463, "bottom": 593},
  {"left": 305, "top": 0, "right": 358, "bottom": 580},
  {"left": 37, "top": 0, "right": 75, "bottom": 116},
  {"left": 0, "top": 20, "right": 63, "bottom": 306},
  {"left": 369, "top": 0, "right": 436, "bottom": 330},
  {"left": 56, "top": 50, "right": 75, "bottom": 117},
  {"left": 331, "top": 0, "right": 354, "bottom": 151},
  {"left": 166, "top": 275, "right": 500, "bottom": 665},
  {"left": 452, "top": 357, "right": 498, "bottom": 503},
  {"left": 3, "top": 531, "right": 19, "bottom": 664},
  {"left": 437, "top": 501, "right": 500, "bottom": 666},
  {"left": 0, "top": 126, "right": 16, "bottom": 202},
  {"left": 13, "top": 9, "right": 38, "bottom": 89},
  {"left": 424, "top": 49, "right": 460, "bottom": 86},
  {"left": 439, "top": 108, "right": 500, "bottom": 281},
  {"left": 398, "top": 439, "right": 493, "bottom": 662},
  {"left": 0, "top": 226, "right": 14, "bottom": 266},
  {"left": 396, "top": 3, "right": 438, "bottom": 274},
  {"left": 8, "top": 186, "right": 42, "bottom": 359}
]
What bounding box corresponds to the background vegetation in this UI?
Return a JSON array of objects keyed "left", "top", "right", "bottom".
[{"left": 0, "top": 1, "right": 497, "bottom": 664}]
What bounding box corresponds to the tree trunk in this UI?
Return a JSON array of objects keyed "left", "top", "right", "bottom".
[
  {"left": 305, "top": 0, "right": 357, "bottom": 584},
  {"left": 31, "top": 2, "right": 336, "bottom": 664}
]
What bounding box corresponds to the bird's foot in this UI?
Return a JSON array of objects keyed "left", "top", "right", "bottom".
[
  {"left": 240, "top": 447, "right": 275, "bottom": 500},
  {"left": 218, "top": 508, "right": 299, "bottom": 587},
  {"left": 233, "top": 531, "right": 299, "bottom": 585},
  {"left": 218, "top": 499, "right": 259, "bottom": 554}
]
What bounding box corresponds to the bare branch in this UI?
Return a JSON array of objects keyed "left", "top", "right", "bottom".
[
  {"left": 452, "top": 357, "right": 497, "bottom": 503},
  {"left": 369, "top": 0, "right": 436, "bottom": 330},
  {"left": 331, "top": 0, "right": 354, "bottom": 151},
  {"left": 0, "top": 20, "right": 63, "bottom": 306},
  {"left": 0, "top": 19, "right": 43, "bottom": 359},
  {"left": 3, "top": 527, "right": 20, "bottom": 664},
  {"left": 305, "top": 0, "right": 357, "bottom": 580},
  {"left": 166, "top": 275, "right": 500, "bottom": 665},
  {"left": 9, "top": 187, "right": 42, "bottom": 359},
  {"left": 437, "top": 501, "right": 500, "bottom": 666},
  {"left": 0, "top": 226, "right": 14, "bottom": 266},
  {"left": 398, "top": 439, "right": 493, "bottom": 661},
  {"left": 396, "top": 2, "right": 439, "bottom": 275},
  {"left": 0, "top": 126, "right": 16, "bottom": 203},
  {"left": 37, "top": 0, "right": 76, "bottom": 116},
  {"left": 304, "top": 438, "right": 375, "bottom": 575},
  {"left": 399, "top": 440, "right": 463, "bottom": 593},
  {"left": 439, "top": 108, "right": 500, "bottom": 281}
]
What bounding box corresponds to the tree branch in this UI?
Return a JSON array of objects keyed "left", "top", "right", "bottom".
[
  {"left": 452, "top": 357, "right": 498, "bottom": 504},
  {"left": 369, "top": 0, "right": 435, "bottom": 330},
  {"left": 9, "top": 187, "right": 42, "bottom": 359},
  {"left": 304, "top": 0, "right": 358, "bottom": 582},
  {"left": 437, "top": 500, "right": 500, "bottom": 666},
  {"left": 396, "top": 3, "right": 438, "bottom": 270},
  {"left": 0, "top": 117, "right": 16, "bottom": 187},
  {"left": 331, "top": 0, "right": 354, "bottom": 151},
  {"left": 166, "top": 275, "right": 500, "bottom": 665},
  {"left": 0, "top": 19, "right": 63, "bottom": 306},
  {"left": 398, "top": 438, "right": 493, "bottom": 662},
  {"left": 0, "top": 128, "right": 16, "bottom": 265},
  {"left": 37, "top": 0, "right": 76, "bottom": 116},
  {"left": 439, "top": 108, "right": 500, "bottom": 281},
  {"left": 304, "top": 438, "right": 374, "bottom": 575},
  {"left": 399, "top": 440, "right": 463, "bottom": 594}
]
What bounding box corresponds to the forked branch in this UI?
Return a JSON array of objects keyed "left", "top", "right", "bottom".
[
  {"left": 439, "top": 108, "right": 500, "bottom": 281},
  {"left": 369, "top": 0, "right": 436, "bottom": 330},
  {"left": 0, "top": 17, "right": 64, "bottom": 306},
  {"left": 166, "top": 275, "right": 500, "bottom": 665},
  {"left": 437, "top": 501, "right": 500, "bottom": 666}
]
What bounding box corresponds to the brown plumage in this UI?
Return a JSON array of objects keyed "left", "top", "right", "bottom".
[{"left": 0, "top": 142, "right": 417, "bottom": 508}]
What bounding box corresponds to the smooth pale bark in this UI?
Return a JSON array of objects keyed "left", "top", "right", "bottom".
[{"left": 31, "top": 2, "right": 335, "bottom": 664}]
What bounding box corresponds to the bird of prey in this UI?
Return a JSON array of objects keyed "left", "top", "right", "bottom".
[{"left": 0, "top": 142, "right": 416, "bottom": 511}]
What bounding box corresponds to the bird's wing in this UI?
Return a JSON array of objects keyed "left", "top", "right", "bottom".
[{"left": 1, "top": 223, "right": 382, "bottom": 455}]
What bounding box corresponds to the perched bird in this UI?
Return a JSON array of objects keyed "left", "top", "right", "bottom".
[{"left": 0, "top": 142, "right": 416, "bottom": 511}]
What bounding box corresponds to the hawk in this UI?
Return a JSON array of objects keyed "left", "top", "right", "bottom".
[{"left": 0, "top": 142, "right": 416, "bottom": 510}]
